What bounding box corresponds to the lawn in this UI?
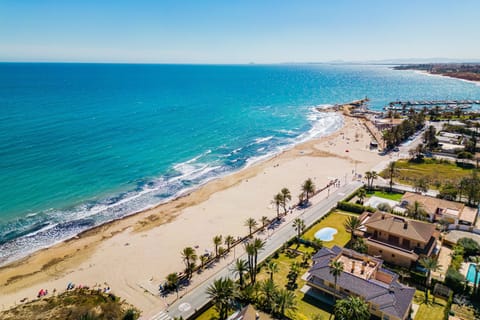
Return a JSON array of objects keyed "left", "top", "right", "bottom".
[
  {"left": 413, "top": 290, "right": 447, "bottom": 320},
  {"left": 302, "top": 211, "right": 352, "bottom": 248},
  {"left": 381, "top": 158, "right": 473, "bottom": 189},
  {"left": 367, "top": 190, "right": 403, "bottom": 201},
  {"left": 256, "top": 244, "right": 331, "bottom": 320}
]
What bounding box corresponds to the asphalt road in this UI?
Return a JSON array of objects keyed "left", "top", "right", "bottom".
[{"left": 149, "top": 180, "right": 363, "bottom": 320}]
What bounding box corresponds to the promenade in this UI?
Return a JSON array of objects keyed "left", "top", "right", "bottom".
[{"left": 147, "top": 180, "right": 363, "bottom": 320}]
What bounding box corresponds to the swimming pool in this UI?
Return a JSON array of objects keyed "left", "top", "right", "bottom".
[
  {"left": 466, "top": 264, "right": 480, "bottom": 284},
  {"left": 314, "top": 227, "right": 338, "bottom": 242}
]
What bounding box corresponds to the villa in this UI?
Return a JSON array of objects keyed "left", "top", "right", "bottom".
[
  {"left": 401, "top": 192, "right": 478, "bottom": 226},
  {"left": 358, "top": 211, "right": 439, "bottom": 268},
  {"left": 305, "top": 245, "right": 415, "bottom": 320}
]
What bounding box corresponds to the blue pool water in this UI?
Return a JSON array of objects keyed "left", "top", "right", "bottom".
[
  {"left": 467, "top": 263, "right": 480, "bottom": 284},
  {"left": 314, "top": 227, "right": 338, "bottom": 241},
  {"left": 1, "top": 63, "right": 480, "bottom": 265}
]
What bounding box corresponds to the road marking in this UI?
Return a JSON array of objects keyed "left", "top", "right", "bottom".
[{"left": 151, "top": 311, "right": 172, "bottom": 320}]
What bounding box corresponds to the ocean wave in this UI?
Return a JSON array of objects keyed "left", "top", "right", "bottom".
[
  {"left": 0, "top": 106, "right": 343, "bottom": 267},
  {"left": 254, "top": 136, "right": 274, "bottom": 144}
]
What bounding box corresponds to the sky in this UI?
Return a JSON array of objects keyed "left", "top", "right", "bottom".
[{"left": 0, "top": 0, "right": 479, "bottom": 63}]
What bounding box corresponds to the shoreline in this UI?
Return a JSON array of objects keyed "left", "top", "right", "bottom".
[
  {"left": 0, "top": 109, "right": 384, "bottom": 313},
  {"left": 413, "top": 69, "right": 480, "bottom": 86},
  {"left": 0, "top": 109, "right": 343, "bottom": 268}
]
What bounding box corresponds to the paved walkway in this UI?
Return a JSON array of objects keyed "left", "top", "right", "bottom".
[{"left": 144, "top": 181, "right": 363, "bottom": 320}]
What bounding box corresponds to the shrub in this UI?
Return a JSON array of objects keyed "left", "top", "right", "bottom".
[
  {"left": 377, "top": 203, "right": 392, "bottom": 212},
  {"left": 457, "top": 237, "right": 480, "bottom": 257},
  {"left": 337, "top": 201, "right": 365, "bottom": 214},
  {"left": 445, "top": 267, "right": 466, "bottom": 293}
]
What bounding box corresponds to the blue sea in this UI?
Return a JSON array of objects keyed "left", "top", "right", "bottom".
[{"left": 1, "top": 63, "right": 480, "bottom": 265}]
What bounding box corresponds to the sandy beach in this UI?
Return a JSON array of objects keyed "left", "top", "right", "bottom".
[{"left": 0, "top": 112, "right": 385, "bottom": 314}]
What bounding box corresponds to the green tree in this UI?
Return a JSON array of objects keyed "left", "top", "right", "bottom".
[
  {"left": 343, "top": 216, "right": 362, "bottom": 241},
  {"left": 267, "top": 261, "right": 279, "bottom": 282},
  {"left": 407, "top": 200, "right": 427, "bottom": 220},
  {"left": 329, "top": 260, "right": 344, "bottom": 304},
  {"left": 274, "top": 288, "right": 297, "bottom": 317},
  {"left": 419, "top": 257, "right": 442, "bottom": 303},
  {"left": 414, "top": 177, "right": 429, "bottom": 194},
  {"left": 292, "top": 218, "right": 306, "bottom": 244},
  {"left": 334, "top": 296, "right": 370, "bottom": 320},
  {"left": 387, "top": 161, "right": 397, "bottom": 192},
  {"left": 206, "top": 277, "right": 237, "bottom": 320},
  {"left": 260, "top": 279, "right": 278, "bottom": 312},
  {"left": 280, "top": 187, "right": 292, "bottom": 214},
  {"left": 260, "top": 216, "right": 269, "bottom": 230},
  {"left": 213, "top": 235, "right": 223, "bottom": 257},
  {"left": 357, "top": 188, "right": 366, "bottom": 204},
  {"left": 244, "top": 217, "right": 258, "bottom": 237},
  {"left": 166, "top": 272, "right": 179, "bottom": 298},
  {"left": 224, "top": 235, "right": 235, "bottom": 251},
  {"left": 181, "top": 247, "right": 197, "bottom": 279},
  {"left": 273, "top": 193, "right": 283, "bottom": 218},
  {"left": 233, "top": 258, "right": 248, "bottom": 288},
  {"left": 301, "top": 178, "right": 316, "bottom": 203},
  {"left": 200, "top": 254, "right": 209, "bottom": 269}
]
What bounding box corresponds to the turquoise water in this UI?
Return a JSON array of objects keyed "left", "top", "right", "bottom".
[
  {"left": 467, "top": 264, "right": 480, "bottom": 284},
  {"left": 314, "top": 227, "right": 338, "bottom": 241},
  {"left": 1, "top": 63, "right": 480, "bottom": 264}
]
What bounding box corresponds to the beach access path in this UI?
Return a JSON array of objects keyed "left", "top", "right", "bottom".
[{"left": 146, "top": 180, "right": 363, "bottom": 320}]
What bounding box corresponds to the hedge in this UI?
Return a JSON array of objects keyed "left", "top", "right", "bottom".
[
  {"left": 337, "top": 201, "right": 365, "bottom": 213},
  {"left": 337, "top": 201, "right": 375, "bottom": 214}
]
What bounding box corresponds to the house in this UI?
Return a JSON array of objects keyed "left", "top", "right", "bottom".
[
  {"left": 229, "top": 304, "right": 272, "bottom": 320},
  {"left": 358, "top": 211, "right": 439, "bottom": 268},
  {"left": 401, "top": 192, "right": 478, "bottom": 225},
  {"left": 306, "top": 245, "right": 415, "bottom": 320}
]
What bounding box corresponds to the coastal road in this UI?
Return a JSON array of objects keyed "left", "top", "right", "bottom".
[{"left": 149, "top": 180, "right": 363, "bottom": 320}]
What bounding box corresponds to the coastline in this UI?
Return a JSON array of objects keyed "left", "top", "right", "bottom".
[
  {"left": 0, "top": 110, "right": 385, "bottom": 313},
  {"left": 413, "top": 69, "right": 480, "bottom": 86}
]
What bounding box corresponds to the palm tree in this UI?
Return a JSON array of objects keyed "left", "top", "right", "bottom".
[
  {"left": 364, "top": 171, "right": 373, "bottom": 191},
  {"left": 233, "top": 259, "right": 248, "bottom": 288},
  {"left": 292, "top": 218, "right": 306, "bottom": 243},
  {"left": 260, "top": 216, "right": 269, "bottom": 230},
  {"left": 244, "top": 217, "right": 258, "bottom": 237},
  {"left": 334, "top": 296, "right": 370, "bottom": 320},
  {"left": 260, "top": 279, "right": 278, "bottom": 312},
  {"left": 245, "top": 242, "right": 256, "bottom": 285},
  {"left": 200, "top": 254, "right": 209, "bottom": 270},
  {"left": 224, "top": 235, "right": 235, "bottom": 251},
  {"left": 181, "top": 247, "right": 197, "bottom": 278},
  {"left": 166, "top": 272, "right": 179, "bottom": 298},
  {"left": 370, "top": 171, "right": 378, "bottom": 190},
  {"left": 343, "top": 216, "right": 362, "bottom": 241},
  {"left": 419, "top": 257, "right": 441, "bottom": 303},
  {"left": 267, "top": 261, "right": 279, "bottom": 282},
  {"left": 274, "top": 288, "right": 297, "bottom": 317},
  {"left": 329, "top": 260, "right": 344, "bottom": 304},
  {"left": 387, "top": 161, "right": 397, "bottom": 192},
  {"left": 252, "top": 238, "right": 265, "bottom": 284},
  {"left": 273, "top": 193, "right": 283, "bottom": 218},
  {"left": 470, "top": 256, "right": 480, "bottom": 295},
  {"left": 302, "top": 178, "right": 316, "bottom": 203},
  {"left": 213, "top": 235, "right": 223, "bottom": 257},
  {"left": 407, "top": 200, "right": 427, "bottom": 220},
  {"left": 280, "top": 187, "right": 292, "bottom": 214},
  {"left": 206, "top": 277, "right": 237, "bottom": 320},
  {"left": 357, "top": 188, "right": 366, "bottom": 204}
]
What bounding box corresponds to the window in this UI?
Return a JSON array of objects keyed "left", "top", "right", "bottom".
[
  {"left": 379, "top": 250, "right": 383, "bottom": 253},
  {"left": 392, "top": 254, "right": 395, "bottom": 258}
]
